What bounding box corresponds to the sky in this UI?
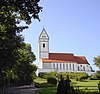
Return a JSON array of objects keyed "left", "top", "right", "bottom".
[{"left": 22, "top": 0, "right": 100, "bottom": 71}]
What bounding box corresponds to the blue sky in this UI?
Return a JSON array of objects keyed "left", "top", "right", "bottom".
[{"left": 22, "top": 0, "right": 100, "bottom": 71}]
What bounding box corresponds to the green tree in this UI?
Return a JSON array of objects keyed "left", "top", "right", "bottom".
[
  {"left": 0, "top": 0, "right": 42, "bottom": 93},
  {"left": 5, "top": 43, "right": 37, "bottom": 86},
  {"left": 94, "top": 56, "right": 100, "bottom": 69},
  {"left": 0, "top": 0, "right": 42, "bottom": 74}
]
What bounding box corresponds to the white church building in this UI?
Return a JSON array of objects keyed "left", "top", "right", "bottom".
[{"left": 37, "top": 28, "right": 93, "bottom": 75}]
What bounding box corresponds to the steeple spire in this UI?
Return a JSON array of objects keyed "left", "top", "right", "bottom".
[
  {"left": 38, "top": 28, "right": 49, "bottom": 60},
  {"left": 39, "top": 28, "right": 49, "bottom": 39}
]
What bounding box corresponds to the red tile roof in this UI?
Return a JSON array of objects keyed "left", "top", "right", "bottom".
[
  {"left": 74, "top": 56, "right": 89, "bottom": 64},
  {"left": 49, "top": 53, "right": 75, "bottom": 61},
  {"left": 42, "top": 53, "right": 89, "bottom": 64}
]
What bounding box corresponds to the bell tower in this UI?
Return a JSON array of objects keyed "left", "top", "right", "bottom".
[{"left": 38, "top": 28, "right": 49, "bottom": 60}]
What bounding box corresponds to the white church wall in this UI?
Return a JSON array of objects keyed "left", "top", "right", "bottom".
[
  {"left": 38, "top": 59, "right": 43, "bottom": 68},
  {"left": 74, "top": 63, "right": 78, "bottom": 71},
  {"left": 38, "top": 69, "right": 55, "bottom": 73},
  {"left": 43, "top": 63, "right": 51, "bottom": 69},
  {"left": 77, "top": 64, "right": 92, "bottom": 72},
  {"left": 40, "top": 53, "right": 49, "bottom": 59},
  {"left": 40, "top": 42, "right": 49, "bottom": 52},
  {"left": 85, "top": 64, "right": 92, "bottom": 71},
  {"left": 39, "top": 41, "right": 49, "bottom": 59}
]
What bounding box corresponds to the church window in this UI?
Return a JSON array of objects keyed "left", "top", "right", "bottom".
[
  {"left": 73, "top": 64, "right": 74, "bottom": 70},
  {"left": 42, "top": 36, "right": 46, "bottom": 38},
  {"left": 78, "top": 66, "right": 79, "bottom": 71},
  {"left": 60, "top": 63, "right": 62, "bottom": 69},
  {"left": 57, "top": 63, "right": 58, "bottom": 69},
  {"left": 83, "top": 66, "right": 85, "bottom": 71},
  {"left": 69, "top": 64, "right": 71, "bottom": 69},
  {"left": 43, "top": 43, "right": 45, "bottom": 48},
  {"left": 66, "top": 64, "right": 68, "bottom": 69},
  {"left": 53, "top": 63, "right": 55, "bottom": 69},
  {"left": 63, "top": 63, "right": 65, "bottom": 69}
]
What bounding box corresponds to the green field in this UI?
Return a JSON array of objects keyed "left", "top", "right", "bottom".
[
  {"left": 71, "top": 79, "right": 99, "bottom": 91},
  {"left": 38, "top": 87, "right": 57, "bottom": 94},
  {"left": 34, "top": 77, "right": 100, "bottom": 94}
]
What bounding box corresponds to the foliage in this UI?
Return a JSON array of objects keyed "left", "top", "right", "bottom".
[
  {"left": 5, "top": 44, "right": 37, "bottom": 86},
  {"left": 56, "top": 75, "right": 74, "bottom": 94},
  {"left": 94, "top": 56, "right": 100, "bottom": 69},
  {"left": 47, "top": 77, "right": 57, "bottom": 85},
  {"left": 0, "top": 0, "right": 42, "bottom": 25},
  {"left": 34, "top": 77, "right": 56, "bottom": 88},
  {"left": 38, "top": 71, "right": 58, "bottom": 79},
  {"left": 98, "top": 82, "right": 100, "bottom": 92},
  {"left": 56, "top": 75, "right": 66, "bottom": 94},
  {"left": 35, "top": 77, "right": 99, "bottom": 93},
  {"left": 78, "top": 73, "right": 88, "bottom": 81},
  {"left": 0, "top": 0, "right": 42, "bottom": 92},
  {"left": 34, "top": 82, "right": 55, "bottom": 88},
  {"left": 38, "top": 72, "right": 47, "bottom": 78},
  {"left": 89, "top": 71, "right": 100, "bottom": 80},
  {"left": 34, "top": 77, "right": 47, "bottom": 83},
  {"left": 39, "top": 72, "right": 89, "bottom": 81}
]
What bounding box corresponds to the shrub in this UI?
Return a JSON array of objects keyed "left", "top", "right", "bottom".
[
  {"left": 77, "top": 73, "right": 88, "bottom": 81},
  {"left": 34, "top": 82, "right": 55, "bottom": 88},
  {"left": 57, "top": 75, "right": 74, "bottom": 94},
  {"left": 98, "top": 82, "right": 100, "bottom": 92},
  {"left": 76, "top": 77, "right": 78, "bottom": 81},
  {"left": 38, "top": 72, "right": 47, "bottom": 78},
  {"left": 38, "top": 72, "right": 58, "bottom": 79},
  {"left": 47, "top": 77, "right": 57, "bottom": 85},
  {"left": 90, "top": 71, "right": 100, "bottom": 80}
]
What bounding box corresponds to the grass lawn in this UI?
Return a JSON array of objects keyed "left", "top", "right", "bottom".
[
  {"left": 71, "top": 79, "right": 99, "bottom": 86},
  {"left": 34, "top": 77, "right": 47, "bottom": 83},
  {"left": 38, "top": 86, "right": 57, "bottom": 94},
  {"left": 34, "top": 77, "right": 100, "bottom": 94},
  {"left": 71, "top": 79, "right": 99, "bottom": 91}
]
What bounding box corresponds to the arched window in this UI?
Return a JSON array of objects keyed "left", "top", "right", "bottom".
[{"left": 43, "top": 43, "right": 45, "bottom": 48}]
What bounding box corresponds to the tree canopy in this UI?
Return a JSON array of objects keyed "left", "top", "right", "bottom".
[
  {"left": 94, "top": 56, "right": 100, "bottom": 69},
  {"left": 0, "top": 0, "right": 42, "bottom": 24},
  {"left": 0, "top": 0, "right": 42, "bottom": 92},
  {"left": 5, "top": 43, "right": 37, "bottom": 86}
]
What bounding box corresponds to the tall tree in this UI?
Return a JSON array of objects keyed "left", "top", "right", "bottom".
[
  {"left": 5, "top": 43, "right": 37, "bottom": 86},
  {"left": 0, "top": 0, "right": 42, "bottom": 93},
  {"left": 94, "top": 56, "right": 100, "bottom": 69},
  {"left": 0, "top": 0, "right": 42, "bottom": 72}
]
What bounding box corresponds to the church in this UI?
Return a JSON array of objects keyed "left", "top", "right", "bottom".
[{"left": 37, "top": 28, "right": 93, "bottom": 75}]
